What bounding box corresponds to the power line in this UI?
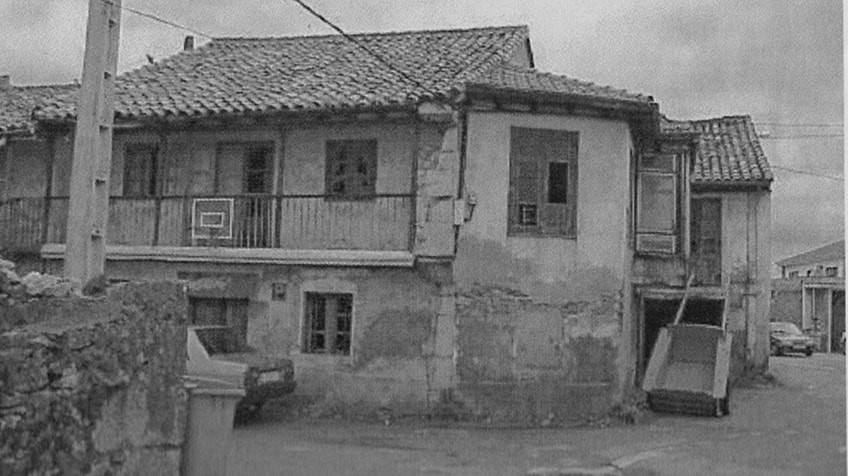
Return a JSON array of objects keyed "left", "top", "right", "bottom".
[
  {"left": 103, "top": 0, "right": 213, "bottom": 39},
  {"left": 755, "top": 122, "right": 843, "bottom": 127},
  {"left": 287, "top": 0, "right": 442, "bottom": 99},
  {"left": 770, "top": 165, "right": 844, "bottom": 181},
  {"left": 761, "top": 134, "right": 844, "bottom": 139}
]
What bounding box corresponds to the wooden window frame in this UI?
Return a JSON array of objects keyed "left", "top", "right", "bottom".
[
  {"left": 303, "top": 292, "right": 353, "bottom": 355},
  {"left": 507, "top": 127, "right": 578, "bottom": 237},
  {"left": 325, "top": 139, "right": 378, "bottom": 200},
  {"left": 242, "top": 145, "right": 274, "bottom": 194},
  {"left": 123, "top": 143, "right": 158, "bottom": 198},
  {"left": 635, "top": 152, "right": 680, "bottom": 255}
]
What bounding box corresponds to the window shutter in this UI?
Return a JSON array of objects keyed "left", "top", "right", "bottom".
[
  {"left": 511, "top": 160, "right": 539, "bottom": 227},
  {"left": 326, "top": 140, "right": 377, "bottom": 198}
]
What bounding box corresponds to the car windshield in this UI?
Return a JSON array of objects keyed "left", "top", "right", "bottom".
[{"left": 771, "top": 322, "right": 803, "bottom": 335}]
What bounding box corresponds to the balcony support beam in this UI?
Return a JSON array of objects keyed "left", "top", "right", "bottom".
[
  {"left": 152, "top": 131, "right": 167, "bottom": 246},
  {"left": 39, "top": 133, "right": 57, "bottom": 250}
]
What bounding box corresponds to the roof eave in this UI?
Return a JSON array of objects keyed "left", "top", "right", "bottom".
[
  {"left": 34, "top": 101, "right": 426, "bottom": 130},
  {"left": 691, "top": 179, "right": 773, "bottom": 192},
  {"left": 464, "top": 83, "right": 656, "bottom": 112}
]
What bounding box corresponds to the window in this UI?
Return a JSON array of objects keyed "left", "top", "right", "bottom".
[
  {"left": 326, "top": 139, "right": 377, "bottom": 198},
  {"left": 826, "top": 267, "right": 839, "bottom": 277},
  {"left": 123, "top": 144, "right": 157, "bottom": 197},
  {"left": 303, "top": 293, "right": 352, "bottom": 355},
  {"left": 636, "top": 153, "right": 679, "bottom": 254},
  {"left": 189, "top": 298, "right": 249, "bottom": 353},
  {"left": 788, "top": 271, "right": 799, "bottom": 278},
  {"left": 508, "top": 127, "right": 578, "bottom": 236},
  {"left": 243, "top": 146, "right": 273, "bottom": 193},
  {"left": 215, "top": 142, "right": 274, "bottom": 195}
]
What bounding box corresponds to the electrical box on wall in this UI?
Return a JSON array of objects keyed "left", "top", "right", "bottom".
[{"left": 271, "top": 282, "right": 287, "bottom": 301}]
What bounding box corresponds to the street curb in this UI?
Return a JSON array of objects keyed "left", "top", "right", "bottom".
[{"left": 526, "top": 466, "right": 620, "bottom": 476}]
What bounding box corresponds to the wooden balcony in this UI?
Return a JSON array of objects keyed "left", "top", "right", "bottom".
[{"left": 0, "top": 194, "right": 414, "bottom": 253}]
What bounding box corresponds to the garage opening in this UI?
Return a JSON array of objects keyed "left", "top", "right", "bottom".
[{"left": 642, "top": 297, "right": 724, "bottom": 374}]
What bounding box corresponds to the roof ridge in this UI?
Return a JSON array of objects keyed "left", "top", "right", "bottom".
[
  {"left": 776, "top": 239, "right": 845, "bottom": 265},
  {"left": 8, "top": 83, "right": 77, "bottom": 90},
  {"left": 671, "top": 114, "right": 753, "bottom": 124},
  {"left": 471, "top": 63, "right": 650, "bottom": 100},
  {"left": 451, "top": 27, "right": 530, "bottom": 88},
  {"left": 211, "top": 24, "right": 529, "bottom": 42}
]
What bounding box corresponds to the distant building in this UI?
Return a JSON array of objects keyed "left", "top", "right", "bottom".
[
  {"left": 772, "top": 240, "right": 845, "bottom": 352},
  {"left": 777, "top": 240, "right": 844, "bottom": 278}
]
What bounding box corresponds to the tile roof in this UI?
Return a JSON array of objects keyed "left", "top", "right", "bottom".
[
  {"left": 466, "top": 64, "right": 653, "bottom": 106},
  {"left": 662, "top": 115, "right": 773, "bottom": 184},
  {"left": 0, "top": 83, "right": 76, "bottom": 135},
  {"left": 776, "top": 240, "right": 845, "bottom": 267},
  {"left": 35, "top": 25, "right": 532, "bottom": 123}
]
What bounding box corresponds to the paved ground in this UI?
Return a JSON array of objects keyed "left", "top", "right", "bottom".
[{"left": 228, "top": 353, "right": 846, "bottom": 475}]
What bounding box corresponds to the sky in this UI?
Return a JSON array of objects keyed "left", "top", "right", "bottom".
[{"left": 0, "top": 0, "right": 843, "bottom": 261}]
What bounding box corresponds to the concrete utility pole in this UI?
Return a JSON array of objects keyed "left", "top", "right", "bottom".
[{"left": 64, "top": 0, "right": 121, "bottom": 287}]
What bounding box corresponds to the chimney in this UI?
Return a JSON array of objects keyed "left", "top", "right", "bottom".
[
  {"left": 183, "top": 36, "right": 194, "bottom": 51},
  {"left": 0, "top": 74, "right": 10, "bottom": 90}
]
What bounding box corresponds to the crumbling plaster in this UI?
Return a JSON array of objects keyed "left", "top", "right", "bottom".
[{"left": 453, "top": 111, "right": 635, "bottom": 420}]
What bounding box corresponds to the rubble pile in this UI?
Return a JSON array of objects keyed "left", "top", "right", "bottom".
[{"left": 0, "top": 257, "right": 75, "bottom": 304}]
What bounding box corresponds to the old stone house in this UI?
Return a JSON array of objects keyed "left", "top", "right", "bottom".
[{"left": 0, "top": 25, "right": 772, "bottom": 421}]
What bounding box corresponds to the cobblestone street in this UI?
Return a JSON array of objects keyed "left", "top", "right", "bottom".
[{"left": 229, "top": 353, "right": 845, "bottom": 476}]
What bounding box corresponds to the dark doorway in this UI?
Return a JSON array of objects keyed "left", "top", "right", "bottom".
[
  {"left": 641, "top": 297, "right": 724, "bottom": 374},
  {"left": 831, "top": 290, "right": 845, "bottom": 352}
]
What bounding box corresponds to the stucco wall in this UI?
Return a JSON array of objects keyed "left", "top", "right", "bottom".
[
  {"left": 0, "top": 279, "right": 187, "bottom": 476},
  {"left": 108, "top": 122, "right": 421, "bottom": 197},
  {"left": 69, "top": 259, "right": 455, "bottom": 417},
  {"left": 721, "top": 190, "right": 771, "bottom": 376},
  {"left": 455, "top": 111, "right": 633, "bottom": 422}
]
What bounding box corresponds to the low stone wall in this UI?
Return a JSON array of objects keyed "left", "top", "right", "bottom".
[{"left": 0, "top": 269, "right": 187, "bottom": 475}]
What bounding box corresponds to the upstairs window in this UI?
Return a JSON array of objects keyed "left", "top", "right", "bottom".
[
  {"left": 243, "top": 146, "right": 274, "bottom": 194},
  {"left": 326, "top": 139, "right": 377, "bottom": 198},
  {"left": 215, "top": 142, "right": 274, "bottom": 195},
  {"left": 303, "top": 292, "right": 353, "bottom": 355},
  {"left": 508, "top": 127, "right": 578, "bottom": 236},
  {"left": 123, "top": 144, "right": 158, "bottom": 197},
  {"left": 826, "top": 266, "right": 839, "bottom": 277},
  {"left": 636, "top": 153, "right": 679, "bottom": 254}
]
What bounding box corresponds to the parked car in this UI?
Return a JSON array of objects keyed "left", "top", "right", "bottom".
[
  {"left": 769, "top": 322, "right": 815, "bottom": 357},
  {"left": 185, "top": 326, "right": 296, "bottom": 418}
]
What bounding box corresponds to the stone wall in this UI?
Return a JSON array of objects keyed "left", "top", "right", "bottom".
[{"left": 0, "top": 262, "right": 187, "bottom": 476}]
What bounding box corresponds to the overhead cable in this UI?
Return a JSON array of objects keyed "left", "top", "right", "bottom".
[
  {"left": 288, "top": 0, "right": 442, "bottom": 99},
  {"left": 102, "top": 0, "right": 213, "bottom": 39},
  {"left": 770, "top": 165, "right": 844, "bottom": 181}
]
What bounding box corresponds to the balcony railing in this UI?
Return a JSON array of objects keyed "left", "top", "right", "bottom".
[{"left": 0, "top": 194, "right": 414, "bottom": 252}]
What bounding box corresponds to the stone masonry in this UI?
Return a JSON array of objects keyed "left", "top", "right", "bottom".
[{"left": 0, "top": 258, "right": 188, "bottom": 476}]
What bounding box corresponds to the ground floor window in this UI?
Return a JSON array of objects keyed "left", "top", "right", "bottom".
[
  {"left": 189, "top": 297, "right": 249, "bottom": 353},
  {"left": 303, "top": 292, "right": 353, "bottom": 355}
]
